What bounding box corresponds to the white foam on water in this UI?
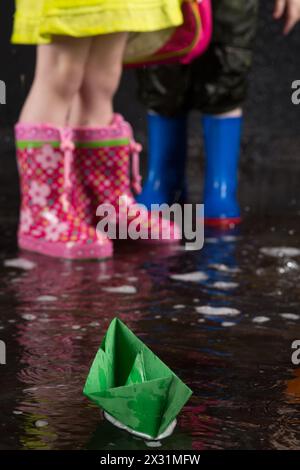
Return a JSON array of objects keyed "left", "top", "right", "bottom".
[
  {"left": 36, "top": 295, "right": 58, "bottom": 302},
  {"left": 209, "top": 264, "right": 240, "bottom": 273},
  {"left": 252, "top": 316, "right": 270, "bottom": 324},
  {"left": 98, "top": 275, "right": 111, "bottom": 281},
  {"left": 222, "top": 236, "right": 240, "bottom": 243},
  {"left": 22, "top": 314, "right": 37, "bottom": 321},
  {"left": 145, "top": 441, "right": 162, "bottom": 448},
  {"left": 35, "top": 420, "right": 49, "bottom": 428},
  {"left": 211, "top": 282, "right": 239, "bottom": 290},
  {"left": 89, "top": 321, "right": 101, "bottom": 327},
  {"left": 222, "top": 322, "right": 236, "bottom": 327},
  {"left": 260, "top": 247, "right": 300, "bottom": 258},
  {"left": 280, "top": 313, "right": 300, "bottom": 320},
  {"left": 205, "top": 238, "right": 218, "bottom": 244},
  {"left": 170, "top": 272, "right": 208, "bottom": 282},
  {"left": 196, "top": 306, "right": 240, "bottom": 317},
  {"left": 13, "top": 410, "right": 23, "bottom": 415},
  {"left": 173, "top": 305, "right": 185, "bottom": 309},
  {"left": 10, "top": 278, "right": 24, "bottom": 284},
  {"left": 4, "top": 258, "right": 36, "bottom": 270},
  {"left": 72, "top": 325, "right": 81, "bottom": 330},
  {"left": 102, "top": 285, "right": 137, "bottom": 294}
]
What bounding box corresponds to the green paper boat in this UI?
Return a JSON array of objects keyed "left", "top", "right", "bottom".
[{"left": 83, "top": 318, "right": 192, "bottom": 440}]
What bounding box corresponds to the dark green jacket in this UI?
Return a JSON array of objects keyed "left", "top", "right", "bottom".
[{"left": 137, "top": 0, "right": 259, "bottom": 115}]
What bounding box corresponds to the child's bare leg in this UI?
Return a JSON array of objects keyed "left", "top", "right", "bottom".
[
  {"left": 20, "top": 37, "right": 92, "bottom": 126},
  {"left": 69, "top": 33, "right": 128, "bottom": 127}
]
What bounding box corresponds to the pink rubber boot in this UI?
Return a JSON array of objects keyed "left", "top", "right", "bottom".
[
  {"left": 15, "top": 123, "right": 113, "bottom": 259},
  {"left": 72, "top": 115, "right": 181, "bottom": 243}
]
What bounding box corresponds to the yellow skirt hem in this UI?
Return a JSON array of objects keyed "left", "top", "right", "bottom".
[{"left": 12, "top": 5, "right": 183, "bottom": 45}]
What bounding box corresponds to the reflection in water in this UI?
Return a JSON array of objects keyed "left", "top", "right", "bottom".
[
  {"left": 268, "top": 370, "right": 300, "bottom": 450},
  {"left": 1, "top": 220, "right": 300, "bottom": 449}
]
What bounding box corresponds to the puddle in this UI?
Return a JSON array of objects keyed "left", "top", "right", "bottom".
[{"left": 0, "top": 218, "right": 300, "bottom": 450}]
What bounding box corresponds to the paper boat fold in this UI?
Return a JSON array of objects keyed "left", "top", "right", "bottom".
[{"left": 83, "top": 318, "right": 192, "bottom": 439}]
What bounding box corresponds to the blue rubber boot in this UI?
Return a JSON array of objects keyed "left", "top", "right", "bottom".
[
  {"left": 202, "top": 115, "right": 242, "bottom": 227},
  {"left": 137, "top": 113, "right": 188, "bottom": 209}
]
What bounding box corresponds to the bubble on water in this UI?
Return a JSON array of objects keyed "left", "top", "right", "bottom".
[
  {"left": 13, "top": 410, "right": 23, "bottom": 415},
  {"left": 4, "top": 258, "right": 36, "bottom": 270},
  {"left": 127, "top": 276, "right": 138, "bottom": 282},
  {"left": 252, "top": 316, "right": 270, "bottom": 324},
  {"left": 211, "top": 282, "right": 239, "bottom": 290},
  {"left": 280, "top": 313, "right": 300, "bottom": 320},
  {"left": 72, "top": 325, "right": 81, "bottom": 330},
  {"left": 278, "top": 260, "right": 299, "bottom": 274},
  {"left": 155, "top": 315, "right": 162, "bottom": 320},
  {"left": 209, "top": 264, "right": 240, "bottom": 273},
  {"left": 22, "top": 314, "right": 37, "bottom": 321},
  {"left": 89, "top": 321, "right": 101, "bottom": 328},
  {"left": 196, "top": 306, "right": 240, "bottom": 316},
  {"left": 36, "top": 295, "right": 58, "bottom": 302},
  {"left": 222, "top": 322, "right": 236, "bottom": 327},
  {"left": 35, "top": 420, "right": 49, "bottom": 428},
  {"left": 102, "top": 285, "right": 137, "bottom": 294},
  {"left": 170, "top": 272, "right": 208, "bottom": 282},
  {"left": 173, "top": 305, "right": 185, "bottom": 309},
  {"left": 260, "top": 247, "right": 300, "bottom": 258},
  {"left": 171, "top": 317, "right": 179, "bottom": 322}
]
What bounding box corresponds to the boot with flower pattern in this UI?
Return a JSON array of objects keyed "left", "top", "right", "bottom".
[
  {"left": 72, "top": 115, "right": 181, "bottom": 243},
  {"left": 15, "top": 123, "right": 113, "bottom": 259}
]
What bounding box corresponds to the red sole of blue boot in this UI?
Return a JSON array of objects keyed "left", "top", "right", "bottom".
[{"left": 205, "top": 217, "right": 242, "bottom": 229}]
